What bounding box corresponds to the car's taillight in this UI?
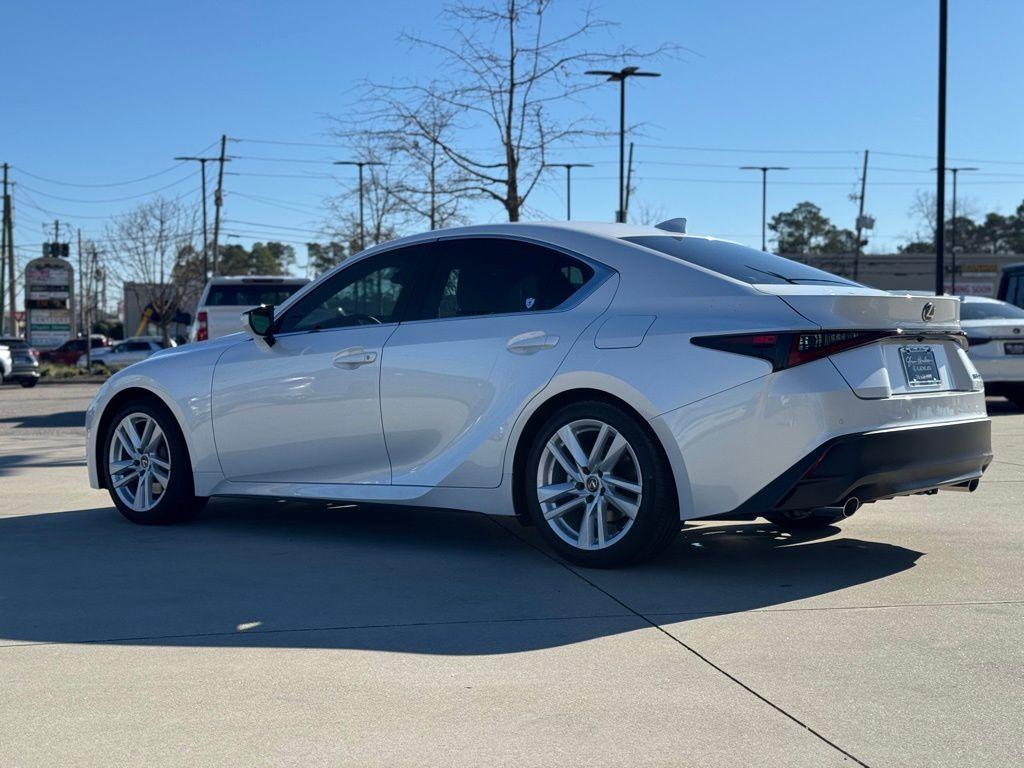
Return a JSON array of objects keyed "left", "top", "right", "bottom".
[
  {"left": 692, "top": 330, "right": 892, "bottom": 371},
  {"left": 197, "top": 311, "right": 208, "bottom": 342},
  {"left": 28, "top": 348, "right": 40, "bottom": 361}
]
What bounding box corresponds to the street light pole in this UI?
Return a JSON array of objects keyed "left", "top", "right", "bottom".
[
  {"left": 585, "top": 66, "right": 661, "bottom": 223},
  {"left": 935, "top": 0, "right": 948, "bottom": 295},
  {"left": 174, "top": 155, "right": 217, "bottom": 280},
  {"left": 334, "top": 160, "right": 384, "bottom": 251},
  {"left": 543, "top": 163, "right": 594, "bottom": 220},
  {"left": 740, "top": 166, "right": 788, "bottom": 251},
  {"left": 938, "top": 166, "right": 978, "bottom": 294}
]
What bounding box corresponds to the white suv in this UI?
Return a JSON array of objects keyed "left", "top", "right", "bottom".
[{"left": 188, "top": 276, "right": 309, "bottom": 343}]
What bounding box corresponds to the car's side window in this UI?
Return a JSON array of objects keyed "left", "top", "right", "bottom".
[
  {"left": 127, "top": 342, "right": 151, "bottom": 352},
  {"left": 416, "top": 238, "right": 594, "bottom": 321},
  {"left": 276, "top": 245, "right": 428, "bottom": 335}
]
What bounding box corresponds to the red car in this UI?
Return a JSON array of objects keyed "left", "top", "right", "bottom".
[{"left": 39, "top": 335, "right": 110, "bottom": 366}]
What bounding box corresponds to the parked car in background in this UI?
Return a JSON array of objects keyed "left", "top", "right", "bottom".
[
  {"left": 0, "top": 337, "right": 41, "bottom": 387},
  {"left": 40, "top": 335, "right": 110, "bottom": 366},
  {"left": 959, "top": 295, "right": 1024, "bottom": 408},
  {"left": 79, "top": 337, "right": 174, "bottom": 372},
  {"left": 86, "top": 221, "right": 991, "bottom": 567},
  {"left": 997, "top": 263, "right": 1024, "bottom": 309},
  {"left": 188, "top": 276, "right": 309, "bottom": 343}
]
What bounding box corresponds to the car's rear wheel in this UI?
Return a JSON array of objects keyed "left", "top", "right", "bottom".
[
  {"left": 19, "top": 379, "right": 38, "bottom": 388},
  {"left": 102, "top": 399, "right": 207, "bottom": 524},
  {"left": 522, "top": 401, "right": 679, "bottom": 568}
]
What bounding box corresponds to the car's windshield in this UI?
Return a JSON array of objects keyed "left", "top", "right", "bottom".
[
  {"left": 205, "top": 284, "right": 305, "bottom": 307},
  {"left": 960, "top": 300, "right": 1024, "bottom": 320},
  {"left": 624, "top": 236, "right": 861, "bottom": 286}
]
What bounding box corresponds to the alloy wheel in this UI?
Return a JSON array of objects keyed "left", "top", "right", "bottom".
[
  {"left": 536, "top": 418, "right": 643, "bottom": 551},
  {"left": 108, "top": 413, "right": 171, "bottom": 512}
]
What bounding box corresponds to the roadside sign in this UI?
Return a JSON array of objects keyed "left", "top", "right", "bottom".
[{"left": 25, "top": 257, "right": 74, "bottom": 349}]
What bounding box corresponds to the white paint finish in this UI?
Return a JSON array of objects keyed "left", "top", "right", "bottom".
[
  {"left": 380, "top": 278, "right": 616, "bottom": 488},
  {"left": 84, "top": 221, "right": 992, "bottom": 526},
  {"left": 211, "top": 326, "right": 396, "bottom": 484},
  {"left": 657, "top": 359, "right": 988, "bottom": 519},
  {"left": 594, "top": 314, "right": 656, "bottom": 349},
  {"left": 767, "top": 288, "right": 961, "bottom": 330},
  {"left": 829, "top": 338, "right": 973, "bottom": 399}
]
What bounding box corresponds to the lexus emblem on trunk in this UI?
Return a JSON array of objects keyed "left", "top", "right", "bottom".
[{"left": 921, "top": 302, "right": 936, "bottom": 322}]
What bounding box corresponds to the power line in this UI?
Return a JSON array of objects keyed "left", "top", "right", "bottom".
[{"left": 15, "top": 171, "right": 198, "bottom": 204}]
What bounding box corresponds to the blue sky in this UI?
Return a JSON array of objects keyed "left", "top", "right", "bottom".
[{"left": 4, "top": 0, "right": 1023, "bottom": 279}]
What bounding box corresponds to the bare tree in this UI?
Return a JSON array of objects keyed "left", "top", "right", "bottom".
[
  {"left": 324, "top": 149, "right": 409, "bottom": 252},
  {"left": 333, "top": 88, "right": 468, "bottom": 231},
  {"left": 335, "top": 0, "right": 670, "bottom": 223},
  {"left": 106, "top": 196, "right": 202, "bottom": 344}
]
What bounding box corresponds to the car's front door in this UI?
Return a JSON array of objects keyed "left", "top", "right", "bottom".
[
  {"left": 380, "top": 237, "right": 614, "bottom": 488},
  {"left": 211, "top": 246, "right": 427, "bottom": 484}
]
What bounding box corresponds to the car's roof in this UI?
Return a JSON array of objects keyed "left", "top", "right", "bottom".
[
  {"left": 206, "top": 275, "right": 308, "bottom": 284},
  {"left": 376, "top": 220, "right": 709, "bottom": 247}
]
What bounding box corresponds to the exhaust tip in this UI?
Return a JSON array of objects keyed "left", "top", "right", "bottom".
[
  {"left": 842, "top": 497, "right": 861, "bottom": 517},
  {"left": 945, "top": 478, "right": 980, "bottom": 492}
]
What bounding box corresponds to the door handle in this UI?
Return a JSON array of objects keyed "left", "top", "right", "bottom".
[
  {"left": 333, "top": 346, "right": 378, "bottom": 368},
  {"left": 506, "top": 331, "right": 559, "bottom": 355}
]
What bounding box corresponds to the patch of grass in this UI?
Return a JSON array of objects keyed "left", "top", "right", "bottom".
[{"left": 40, "top": 363, "right": 111, "bottom": 380}]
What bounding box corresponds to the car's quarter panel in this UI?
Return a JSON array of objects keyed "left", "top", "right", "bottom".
[
  {"left": 211, "top": 326, "right": 396, "bottom": 484},
  {"left": 85, "top": 341, "right": 229, "bottom": 494},
  {"left": 380, "top": 276, "right": 618, "bottom": 488},
  {"left": 655, "top": 359, "right": 988, "bottom": 520}
]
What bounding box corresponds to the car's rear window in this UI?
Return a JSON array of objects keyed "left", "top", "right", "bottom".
[
  {"left": 960, "top": 301, "right": 1024, "bottom": 320},
  {"left": 624, "top": 236, "right": 860, "bottom": 286},
  {"left": 205, "top": 283, "right": 305, "bottom": 307}
]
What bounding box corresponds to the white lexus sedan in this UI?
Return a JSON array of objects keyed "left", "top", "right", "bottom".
[
  {"left": 958, "top": 295, "right": 1024, "bottom": 408},
  {"left": 85, "top": 222, "right": 992, "bottom": 567}
]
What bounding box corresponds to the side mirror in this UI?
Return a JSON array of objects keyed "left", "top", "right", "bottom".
[{"left": 242, "top": 304, "right": 276, "bottom": 348}]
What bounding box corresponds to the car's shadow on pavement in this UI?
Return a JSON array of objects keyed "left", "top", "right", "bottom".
[{"left": 0, "top": 499, "right": 922, "bottom": 654}]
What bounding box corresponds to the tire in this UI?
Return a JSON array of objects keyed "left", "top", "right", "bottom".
[
  {"left": 19, "top": 379, "right": 38, "bottom": 388},
  {"left": 763, "top": 509, "right": 844, "bottom": 531},
  {"left": 101, "top": 398, "right": 207, "bottom": 524},
  {"left": 521, "top": 400, "right": 679, "bottom": 568}
]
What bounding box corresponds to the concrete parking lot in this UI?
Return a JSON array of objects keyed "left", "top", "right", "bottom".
[{"left": 0, "top": 382, "right": 1021, "bottom": 767}]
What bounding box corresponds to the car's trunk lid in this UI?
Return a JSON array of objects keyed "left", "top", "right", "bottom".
[
  {"left": 756, "top": 284, "right": 960, "bottom": 331},
  {"left": 756, "top": 285, "right": 977, "bottom": 398}
]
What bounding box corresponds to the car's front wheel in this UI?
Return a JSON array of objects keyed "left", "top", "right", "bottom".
[
  {"left": 102, "top": 399, "right": 207, "bottom": 524},
  {"left": 522, "top": 401, "right": 679, "bottom": 568}
]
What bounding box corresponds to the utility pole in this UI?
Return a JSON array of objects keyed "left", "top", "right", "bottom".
[
  {"left": 853, "top": 149, "right": 870, "bottom": 281},
  {"left": 935, "top": 0, "right": 948, "bottom": 295},
  {"left": 4, "top": 165, "right": 16, "bottom": 335},
  {"left": 1, "top": 164, "right": 7, "bottom": 334},
  {"left": 210, "top": 135, "right": 229, "bottom": 277},
  {"left": 77, "top": 229, "right": 84, "bottom": 337},
  {"left": 174, "top": 154, "right": 218, "bottom": 280},
  {"left": 740, "top": 166, "right": 789, "bottom": 251},
  {"left": 543, "top": 162, "right": 593, "bottom": 220},
  {"left": 333, "top": 160, "right": 384, "bottom": 251},
  {"left": 585, "top": 67, "right": 661, "bottom": 223},
  {"left": 624, "top": 142, "right": 636, "bottom": 220}
]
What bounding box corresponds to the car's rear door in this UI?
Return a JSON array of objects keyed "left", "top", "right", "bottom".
[{"left": 379, "top": 236, "right": 614, "bottom": 488}]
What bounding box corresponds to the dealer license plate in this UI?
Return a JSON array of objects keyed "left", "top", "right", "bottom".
[
  {"left": 1005, "top": 342, "right": 1024, "bottom": 355},
  {"left": 900, "top": 345, "right": 941, "bottom": 387}
]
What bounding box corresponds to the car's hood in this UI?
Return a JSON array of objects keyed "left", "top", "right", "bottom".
[{"left": 151, "top": 332, "right": 248, "bottom": 362}]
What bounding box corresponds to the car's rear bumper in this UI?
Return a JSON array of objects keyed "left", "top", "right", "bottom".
[{"left": 727, "top": 418, "right": 992, "bottom": 515}]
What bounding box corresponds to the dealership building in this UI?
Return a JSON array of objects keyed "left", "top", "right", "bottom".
[{"left": 796, "top": 252, "right": 1019, "bottom": 296}]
